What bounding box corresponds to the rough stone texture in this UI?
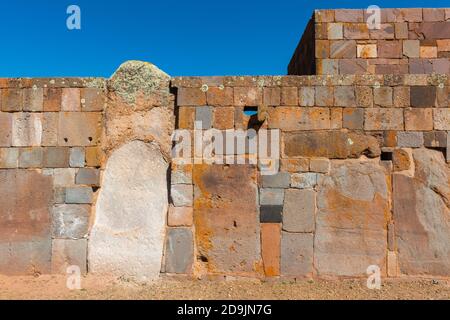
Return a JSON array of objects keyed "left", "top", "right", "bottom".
[
  {"left": 405, "top": 108, "right": 433, "bottom": 131},
  {"left": 193, "top": 165, "right": 262, "bottom": 277},
  {"left": 291, "top": 173, "right": 318, "bottom": 189},
  {"left": 393, "top": 149, "right": 450, "bottom": 276},
  {"left": 397, "top": 131, "right": 424, "bottom": 148},
  {"left": 168, "top": 206, "right": 193, "bottom": 227},
  {"left": 51, "top": 239, "right": 87, "bottom": 275},
  {"left": 281, "top": 232, "right": 314, "bottom": 277},
  {"left": 23, "top": 88, "right": 43, "bottom": 112},
  {"left": 12, "top": 113, "right": 42, "bottom": 147},
  {"left": 0, "top": 170, "right": 53, "bottom": 275},
  {"left": 164, "top": 228, "right": 194, "bottom": 274},
  {"left": 393, "top": 149, "right": 411, "bottom": 172},
  {"left": 261, "top": 172, "right": 290, "bottom": 188},
  {"left": 69, "top": 147, "right": 85, "bottom": 168},
  {"left": 171, "top": 184, "right": 193, "bottom": 207},
  {"left": 310, "top": 158, "right": 330, "bottom": 174},
  {"left": 0, "top": 112, "right": 12, "bottom": 147},
  {"left": 343, "top": 108, "right": 364, "bottom": 129},
  {"left": 65, "top": 187, "right": 93, "bottom": 204},
  {"left": 268, "top": 107, "right": 330, "bottom": 131},
  {"left": 260, "top": 188, "right": 285, "bottom": 206},
  {"left": 19, "top": 147, "right": 43, "bottom": 168},
  {"left": 75, "top": 168, "right": 100, "bottom": 186},
  {"left": 0, "top": 148, "right": 18, "bottom": 168},
  {"left": 89, "top": 141, "right": 168, "bottom": 279},
  {"left": 434, "top": 109, "right": 450, "bottom": 130},
  {"left": 43, "top": 147, "right": 69, "bottom": 168},
  {"left": 410, "top": 86, "right": 436, "bottom": 108},
  {"left": 58, "top": 112, "right": 102, "bottom": 147},
  {"left": 364, "top": 108, "right": 403, "bottom": 130},
  {"left": 52, "top": 204, "right": 90, "bottom": 239},
  {"left": 283, "top": 189, "right": 315, "bottom": 233},
  {"left": 196, "top": 106, "right": 213, "bottom": 130},
  {"left": 261, "top": 223, "right": 281, "bottom": 277},
  {"left": 315, "top": 160, "right": 389, "bottom": 277},
  {"left": 61, "top": 88, "right": 81, "bottom": 111},
  {"left": 260, "top": 205, "right": 283, "bottom": 223}
]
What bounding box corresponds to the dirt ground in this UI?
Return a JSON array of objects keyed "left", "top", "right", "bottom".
[{"left": 0, "top": 275, "right": 449, "bottom": 300}]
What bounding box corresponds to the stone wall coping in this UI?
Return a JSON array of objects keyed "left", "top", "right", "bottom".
[{"left": 0, "top": 78, "right": 107, "bottom": 89}]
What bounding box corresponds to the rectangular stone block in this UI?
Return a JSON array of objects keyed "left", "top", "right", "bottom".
[
  {"left": 395, "top": 22, "right": 408, "bottom": 39},
  {"left": 195, "top": 106, "right": 213, "bottom": 129},
  {"left": 263, "top": 87, "right": 281, "bottom": 106},
  {"left": 171, "top": 164, "right": 193, "bottom": 184},
  {"left": 369, "top": 23, "right": 395, "bottom": 39},
  {"left": 405, "top": 108, "right": 433, "bottom": 131},
  {"left": 397, "top": 131, "right": 424, "bottom": 147},
  {"left": 378, "top": 40, "right": 402, "bottom": 58},
  {"left": 423, "top": 8, "right": 445, "bottom": 21},
  {"left": 260, "top": 205, "right": 283, "bottom": 223},
  {"left": 75, "top": 168, "right": 100, "bottom": 186},
  {"left": 403, "top": 40, "right": 420, "bottom": 58},
  {"left": 309, "top": 158, "right": 330, "bottom": 174},
  {"left": 0, "top": 148, "right": 18, "bottom": 168},
  {"left": 52, "top": 204, "right": 90, "bottom": 239},
  {"left": 168, "top": 206, "right": 193, "bottom": 227},
  {"left": 164, "top": 228, "right": 194, "bottom": 274},
  {"left": 339, "top": 59, "right": 368, "bottom": 74},
  {"left": 81, "top": 88, "right": 105, "bottom": 112},
  {"left": 283, "top": 189, "right": 315, "bottom": 233},
  {"left": 51, "top": 239, "right": 87, "bottom": 275},
  {"left": 268, "top": 107, "right": 330, "bottom": 131},
  {"left": 61, "top": 88, "right": 81, "bottom": 111},
  {"left": 315, "top": 86, "right": 334, "bottom": 106},
  {"left": 355, "top": 86, "right": 373, "bottom": 107},
  {"left": 433, "top": 108, "right": 450, "bottom": 130},
  {"left": 23, "top": 88, "right": 44, "bottom": 112},
  {"left": 423, "top": 131, "right": 448, "bottom": 148},
  {"left": 281, "top": 232, "right": 314, "bottom": 277},
  {"left": 51, "top": 168, "right": 76, "bottom": 186},
  {"left": 410, "top": 86, "right": 436, "bottom": 108},
  {"left": 206, "top": 87, "right": 233, "bottom": 106},
  {"left": 69, "top": 147, "right": 85, "bottom": 168},
  {"left": 19, "top": 147, "right": 43, "bottom": 168},
  {"left": 357, "top": 44, "right": 377, "bottom": 58},
  {"left": 171, "top": 184, "right": 193, "bottom": 207},
  {"left": 43, "top": 147, "right": 69, "bottom": 168},
  {"left": 335, "top": 9, "right": 363, "bottom": 22},
  {"left": 343, "top": 108, "right": 364, "bottom": 129},
  {"left": 343, "top": 23, "right": 369, "bottom": 39},
  {"left": 260, "top": 188, "right": 284, "bottom": 206},
  {"left": 58, "top": 112, "right": 102, "bottom": 146},
  {"left": 393, "top": 87, "right": 410, "bottom": 107},
  {"left": 213, "top": 107, "right": 234, "bottom": 130},
  {"left": 12, "top": 113, "right": 43, "bottom": 147},
  {"left": 234, "top": 87, "right": 262, "bottom": 107},
  {"left": 374, "top": 87, "right": 393, "bottom": 107},
  {"left": 447, "top": 132, "right": 450, "bottom": 162},
  {"left": 85, "top": 146, "right": 102, "bottom": 167},
  {"left": 261, "top": 172, "right": 290, "bottom": 188},
  {"left": 317, "top": 59, "right": 339, "bottom": 75},
  {"left": 330, "top": 40, "right": 356, "bottom": 58},
  {"left": 1, "top": 89, "right": 22, "bottom": 112},
  {"left": 364, "top": 108, "right": 404, "bottom": 130},
  {"left": 281, "top": 87, "right": 298, "bottom": 106},
  {"left": 177, "top": 87, "right": 207, "bottom": 106},
  {"left": 334, "top": 86, "right": 356, "bottom": 107},
  {"left": 43, "top": 88, "right": 61, "bottom": 112},
  {"left": 328, "top": 23, "right": 343, "bottom": 40},
  {"left": 299, "top": 87, "right": 315, "bottom": 106},
  {"left": 0, "top": 112, "right": 12, "bottom": 147},
  {"left": 291, "top": 173, "right": 317, "bottom": 189},
  {"left": 280, "top": 158, "right": 309, "bottom": 173},
  {"left": 42, "top": 113, "right": 58, "bottom": 146},
  {"left": 65, "top": 186, "right": 93, "bottom": 204},
  {"left": 261, "top": 223, "right": 281, "bottom": 277}
]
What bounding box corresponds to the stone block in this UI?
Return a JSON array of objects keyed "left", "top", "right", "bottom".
[
  {"left": 403, "top": 40, "right": 420, "bottom": 58},
  {"left": 355, "top": 86, "right": 373, "bottom": 107},
  {"left": 315, "top": 87, "right": 333, "bottom": 106},
  {"left": 213, "top": 107, "right": 234, "bottom": 130},
  {"left": 397, "top": 131, "right": 424, "bottom": 147},
  {"left": 328, "top": 23, "right": 343, "bottom": 39},
  {"left": 357, "top": 44, "right": 377, "bottom": 58},
  {"left": 298, "top": 87, "right": 315, "bottom": 106},
  {"left": 343, "top": 108, "right": 364, "bottom": 129},
  {"left": 423, "top": 131, "right": 448, "bottom": 148},
  {"left": 395, "top": 22, "right": 408, "bottom": 39},
  {"left": 43, "top": 88, "right": 61, "bottom": 112},
  {"left": 171, "top": 164, "right": 193, "bottom": 184},
  {"left": 384, "top": 131, "right": 397, "bottom": 147},
  {"left": 420, "top": 46, "right": 437, "bottom": 58},
  {"left": 261, "top": 223, "right": 281, "bottom": 277},
  {"left": 58, "top": 112, "right": 102, "bottom": 146},
  {"left": 283, "top": 189, "right": 315, "bottom": 233},
  {"left": 52, "top": 204, "right": 90, "bottom": 239},
  {"left": 315, "top": 10, "right": 335, "bottom": 23},
  {"left": 317, "top": 59, "right": 339, "bottom": 75},
  {"left": 374, "top": 87, "right": 393, "bottom": 107},
  {"left": 281, "top": 232, "right": 314, "bottom": 277},
  {"left": 75, "top": 168, "right": 100, "bottom": 186},
  {"left": 177, "top": 87, "right": 206, "bottom": 106},
  {"left": 335, "top": 9, "right": 363, "bottom": 22},
  {"left": 405, "top": 108, "right": 433, "bottom": 131},
  {"left": 65, "top": 186, "right": 93, "bottom": 204},
  {"left": 378, "top": 40, "right": 402, "bottom": 58},
  {"left": 268, "top": 107, "right": 330, "bottom": 131},
  {"left": 81, "top": 88, "right": 105, "bottom": 112},
  {"left": 206, "top": 87, "right": 233, "bottom": 106},
  {"left": 309, "top": 158, "right": 330, "bottom": 174},
  {"left": 262, "top": 172, "right": 290, "bottom": 188},
  {"left": 69, "top": 147, "right": 85, "bottom": 168},
  {"left": 334, "top": 86, "right": 356, "bottom": 107},
  {"left": 19, "top": 147, "right": 43, "bottom": 168},
  {"left": 410, "top": 86, "right": 436, "bottom": 107},
  {"left": 52, "top": 168, "right": 76, "bottom": 186},
  {"left": 330, "top": 40, "right": 356, "bottom": 58},
  {"left": 330, "top": 107, "right": 343, "bottom": 129},
  {"left": 263, "top": 87, "right": 281, "bottom": 106},
  {"left": 339, "top": 59, "right": 368, "bottom": 74},
  {"left": 42, "top": 113, "right": 58, "bottom": 146},
  {"left": 280, "top": 158, "right": 309, "bottom": 173},
  {"left": 195, "top": 106, "right": 213, "bottom": 129},
  {"left": 171, "top": 184, "right": 193, "bottom": 207},
  {"left": 260, "top": 205, "right": 283, "bottom": 223},
  {"left": 168, "top": 206, "right": 193, "bottom": 227},
  {"left": 164, "top": 228, "right": 194, "bottom": 274},
  {"left": 85, "top": 146, "right": 102, "bottom": 167},
  {"left": 388, "top": 222, "right": 396, "bottom": 251},
  {"left": 343, "top": 23, "right": 369, "bottom": 39},
  {"left": 43, "top": 147, "right": 69, "bottom": 168},
  {"left": 364, "top": 108, "right": 403, "bottom": 130},
  {"left": 0, "top": 112, "right": 12, "bottom": 146},
  {"left": 178, "top": 106, "right": 195, "bottom": 129},
  {"left": 1, "top": 89, "right": 22, "bottom": 112},
  {"left": 370, "top": 24, "right": 395, "bottom": 39},
  {"left": 393, "top": 87, "right": 410, "bottom": 107},
  {"left": 0, "top": 148, "right": 18, "bottom": 168},
  {"left": 260, "top": 188, "right": 284, "bottom": 205},
  {"left": 23, "top": 88, "right": 44, "bottom": 112},
  {"left": 281, "top": 87, "right": 298, "bottom": 106},
  {"left": 51, "top": 239, "right": 87, "bottom": 275},
  {"left": 234, "top": 87, "right": 262, "bottom": 107},
  {"left": 393, "top": 149, "right": 411, "bottom": 171},
  {"left": 387, "top": 251, "right": 399, "bottom": 277},
  {"left": 433, "top": 108, "right": 450, "bottom": 130},
  {"left": 12, "top": 113, "right": 43, "bottom": 147},
  {"left": 61, "top": 88, "right": 81, "bottom": 111},
  {"left": 423, "top": 8, "right": 445, "bottom": 21},
  {"left": 291, "top": 173, "right": 318, "bottom": 189}
]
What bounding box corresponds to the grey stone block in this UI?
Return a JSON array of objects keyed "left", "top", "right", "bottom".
[
  {"left": 260, "top": 188, "right": 285, "bottom": 205},
  {"left": 171, "top": 165, "right": 192, "bottom": 184},
  {"left": 260, "top": 205, "right": 283, "bottom": 223},
  {"left": 195, "top": 106, "right": 213, "bottom": 129},
  {"left": 54, "top": 187, "right": 66, "bottom": 204},
  {"left": 171, "top": 184, "right": 193, "bottom": 207},
  {"left": 70, "top": 147, "right": 85, "bottom": 168},
  {"left": 51, "top": 239, "right": 87, "bottom": 275},
  {"left": 291, "top": 173, "right": 318, "bottom": 189},
  {"left": 262, "top": 172, "right": 290, "bottom": 188},
  {"left": 52, "top": 204, "right": 90, "bottom": 239},
  {"left": 164, "top": 228, "right": 193, "bottom": 274},
  {"left": 43, "top": 147, "right": 69, "bottom": 168},
  {"left": 397, "top": 132, "right": 424, "bottom": 148},
  {"left": 75, "top": 168, "right": 100, "bottom": 186},
  {"left": 65, "top": 187, "right": 93, "bottom": 204},
  {"left": 423, "top": 131, "right": 447, "bottom": 148},
  {"left": 283, "top": 189, "right": 316, "bottom": 233},
  {"left": 19, "top": 147, "right": 43, "bottom": 168},
  {"left": 0, "top": 148, "right": 18, "bottom": 168},
  {"left": 281, "top": 232, "right": 314, "bottom": 277}
]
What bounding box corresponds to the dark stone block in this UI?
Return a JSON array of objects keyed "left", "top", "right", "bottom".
[{"left": 260, "top": 205, "right": 283, "bottom": 223}]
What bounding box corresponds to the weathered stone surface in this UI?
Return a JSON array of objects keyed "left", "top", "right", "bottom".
[
  {"left": 51, "top": 239, "right": 87, "bottom": 275},
  {"left": 410, "top": 86, "right": 436, "bottom": 108},
  {"left": 262, "top": 172, "right": 290, "bottom": 188},
  {"left": 331, "top": 40, "right": 356, "bottom": 59},
  {"left": 193, "top": 165, "right": 261, "bottom": 276},
  {"left": 75, "top": 168, "right": 100, "bottom": 186},
  {"left": 283, "top": 131, "right": 381, "bottom": 159},
  {"left": 283, "top": 189, "right": 315, "bottom": 233},
  {"left": 81, "top": 88, "right": 105, "bottom": 112},
  {"left": 261, "top": 223, "right": 281, "bottom": 277},
  {"left": 364, "top": 108, "right": 403, "bottom": 130},
  {"left": 403, "top": 40, "right": 420, "bottom": 58},
  {"left": 393, "top": 149, "right": 411, "bottom": 172},
  {"left": 43, "top": 147, "right": 69, "bottom": 168},
  {"left": 281, "top": 232, "right": 314, "bottom": 277},
  {"left": 405, "top": 108, "right": 433, "bottom": 131},
  {"left": 393, "top": 149, "right": 450, "bottom": 276},
  {"left": 268, "top": 107, "right": 330, "bottom": 131},
  {"left": 315, "top": 87, "right": 334, "bottom": 106},
  {"left": 164, "top": 228, "right": 194, "bottom": 274},
  {"left": 171, "top": 184, "right": 193, "bottom": 207},
  {"left": 12, "top": 113, "right": 42, "bottom": 147},
  {"left": 260, "top": 205, "right": 283, "bottom": 223},
  {"left": 19, "top": 147, "right": 43, "bottom": 168},
  {"left": 0, "top": 112, "right": 12, "bottom": 147},
  {"left": 58, "top": 112, "right": 102, "bottom": 147},
  {"left": 23, "top": 88, "right": 43, "bottom": 112},
  {"left": 61, "top": 88, "right": 81, "bottom": 111},
  {"left": 291, "top": 173, "right": 318, "bottom": 189},
  {"left": 310, "top": 158, "right": 330, "bottom": 174},
  {"left": 433, "top": 108, "right": 450, "bottom": 130},
  {"left": 260, "top": 188, "right": 285, "bottom": 205},
  {"left": 0, "top": 169, "right": 53, "bottom": 275},
  {"left": 343, "top": 108, "right": 364, "bottom": 129},
  {"left": 52, "top": 204, "right": 90, "bottom": 239},
  {"left": 168, "top": 206, "right": 193, "bottom": 227},
  {"left": 315, "top": 160, "right": 389, "bottom": 276},
  {"left": 397, "top": 132, "right": 424, "bottom": 148},
  {"left": 42, "top": 113, "right": 58, "bottom": 147},
  {"left": 280, "top": 158, "right": 309, "bottom": 173},
  {"left": 299, "top": 87, "right": 315, "bottom": 106},
  {"left": 424, "top": 131, "right": 448, "bottom": 148},
  {"left": 373, "top": 87, "right": 393, "bottom": 107},
  {"left": 69, "top": 147, "right": 85, "bottom": 168},
  {"left": 0, "top": 148, "right": 18, "bottom": 168},
  {"left": 196, "top": 106, "right": 213, "bottom": 129},
  {"left": 89, "top": 141, "right": 168, "bottom": 279},
  {"left": 334, "top": 86, "right": 356, "bottom": 107},
  {"left": 43, "top": 88, "right": 61, "bottom": 112},
  {"left": 65, "top": 187, "right": 93, "bottom": 204}
]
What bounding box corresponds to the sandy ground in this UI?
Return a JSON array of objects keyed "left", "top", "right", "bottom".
[{"left": 0, "top": 275, "right": 449, "bottom": 300}]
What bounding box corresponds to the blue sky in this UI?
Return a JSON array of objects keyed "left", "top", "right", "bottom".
[{"left": 0, "top": 0, "right": 448, "bottom": 77}]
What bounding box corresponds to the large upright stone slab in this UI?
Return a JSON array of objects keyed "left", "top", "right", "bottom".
[
  {"left": 193, "top": 165, "right": 262, "bottom": 276},
  {"left": 393, "top": 149, "right": 450, "bottom": 276},
  {"left": 88, "top": 141, "right": 168, "bottom": 279},
  {"left": 0, "top": 170, "right": 53, "bottom": 275},
  {"left": 314, "top": 160, "right": 389, "bottom": 277}
]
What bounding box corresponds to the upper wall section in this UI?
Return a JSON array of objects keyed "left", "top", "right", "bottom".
[{"left": 288, "top": 8, "right": 450, "bottom": 75}]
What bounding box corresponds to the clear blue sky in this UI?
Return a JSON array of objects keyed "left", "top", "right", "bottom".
[{"left": 0, "top": 0, "right": 447, "bottom": 77}]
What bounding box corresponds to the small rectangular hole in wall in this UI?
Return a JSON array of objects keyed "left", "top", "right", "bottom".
[
  {"left": 243, "top": 106, "right": 258, "bottom": 117},
  {"left": 381, "top": 151, "right": 393, "bottom": 161}
]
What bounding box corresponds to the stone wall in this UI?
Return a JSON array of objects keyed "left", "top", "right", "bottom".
[{"left": 289, "top": 8, "right": 450, "bottom": 75}]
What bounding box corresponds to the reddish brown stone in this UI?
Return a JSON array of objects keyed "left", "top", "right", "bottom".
[
  {"left": 213, "top": 107, "right": 234, "bottom": 130},
  {"left": 405, "top": 108, "right": 433, "bottom": 131},
  {"left": 1, "top": 89, "right": 22, "bottom": 112},
  {"left": 58, "top": 112, "right": 102, "bottom": 147},
  {"left": 280, "top": 87, "right": 298, "bottom": 106},
  {"left": 330, "top": 40, "right": 356, "bottom": 59},
  {"left": 206, "top": 87, "right": 233, "bottom": 106},
  {"left": 81, "top": 88, "right": 105, "bottom": 112},
  {"left": 393, "top": 149, "right": 411, "bottom": 171},
  {"left": 263, "top": 87, "right": 281, "bottom": 106},
  {"left": 339, "top": 59, "right": 368, "bottom": 74},
  {"left": 343, "top": 23, "right": 369, "bottom": 39},
  {"left": 364, "top": 108, "right": 404, "bottom": 130},
  {"left": 177, "top": 87, "right": 206, "bottom": 106},
  {"left": 410, "top": 86, "right": 436, "bottom": 108},
  {"left": 0, "top": 112, "right": 12, "bottom": 147},
  {"left": 378, "top": 40, "right": 402, "bottom": 58},
  {"left": 315, "top": 40, "right": 330, "bottom": 58},
  {"left": 168, "top": 206, "right": 193, "bottom": 227},
  {"left": 43, "top": 88, "right": 62, "bottom": 112},
  {"left": 261, "top": 223, "right": 281, "bottom": 277},
  {"left": 234, "top": 87, "right": 262, "bottom": 107},
  {"left": 268, "top": 107, "right": 330, "bottom": 131}
]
